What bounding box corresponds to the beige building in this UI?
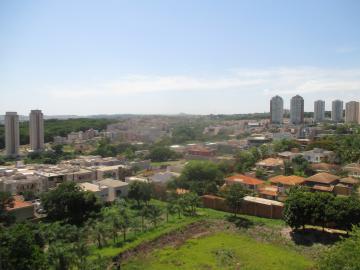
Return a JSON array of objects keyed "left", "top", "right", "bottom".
[
  {"left": 29, "top": 110, "right": 44, "bottom": 152},
  {"left": 97, "top": 179, "right": 129, "bottom": 201},
  {"left": 79, "top": 182, "right": 109, "bottom": 202},
  {"left": 5, "top": 112, "right": 20, "bottom": 157},
  {"left": 345, "top": 101, "right": 360, "bottom": 124}
]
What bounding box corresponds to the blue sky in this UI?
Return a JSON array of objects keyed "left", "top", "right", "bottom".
[{"left": 1, "top": 0, "right": 360, "bottom": 115}]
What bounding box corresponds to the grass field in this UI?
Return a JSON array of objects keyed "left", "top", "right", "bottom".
[{"left": 123, "top": 232, "right": 314, "bottom": 270}]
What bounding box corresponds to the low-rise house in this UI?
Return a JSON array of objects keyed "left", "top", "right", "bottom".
[
  {"left": 333, "top": 177, "right": 359, "bottom": 196},
  {"left": 96, "top": 179, "right": 129, "bottom": 201},
  {"left": 149, "top": 171, "right": 180, "bottom": 184},
  {"left": 258, "top": 185, "right": 279, "bottom": 200},
  {"left": 304, "top": 172, "right": 340, "bottom": 193},
  {"left": 225, "top": 174, "right": 264, "bottom": 191},
  {"left": 79, "top": 182, "right": 109, "bottom": 202},
  {"left": 269, "top": 175, "right": 305, "bottom": 192},
  {"left": 343, "top": 163, "right": 360, "bottom": 179},
  {"left": 310, "top": 163, "right": 340, "bottom": 173},
  {"left": 255, "top": 158, "right": 284, "bottom": 172},
  {"left": 277, "top": 151, "right": 301, "bottom": 161},
  {"left": 125, "top": 176, "right": 149, "bottom": 184},
  {"left": 6, "top": 196, "right": 34, "bottom": 221},
  {"left": 0, "top": 174, "right": 47, "bottom": 195},
  {"left": 302, "top": 148, "right": 335, "bottom": 163},
  {"left": 186, "top": 147, "right": 216, "bottom": 160}
]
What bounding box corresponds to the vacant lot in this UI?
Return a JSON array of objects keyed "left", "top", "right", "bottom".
[{"left": 122, "top": 230, "right": 314, "bottom": 270}]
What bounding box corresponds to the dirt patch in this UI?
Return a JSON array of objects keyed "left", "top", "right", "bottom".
[{"left": 113, "top": 219, "right": 234, "bottom": 266}]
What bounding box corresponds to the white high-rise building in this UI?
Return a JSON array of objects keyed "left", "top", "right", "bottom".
[
  {"left": 5, "top": 112, "right": 20, "bottom": 157},
  {"left": 270, "top": 95, "right": 284, "bottom": 124},
  {"left": 331, "top": 100, "right": 343, "bottom": 122},
  {"left": 290, "top": 95, "right": 304, "bottom": 125},
  {"left": 345, "top": 101, "right": 360, "bottom": 124},
  {"left": 29, "top": 110, "right": 45, "bottom": 152},
  {"left": 314, "top": 100, "right": 325, "bottom": 122}
]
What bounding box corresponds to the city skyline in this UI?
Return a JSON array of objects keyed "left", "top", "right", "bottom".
[{"left": 1, "top": 0, "right": 360, "bottom": 115}]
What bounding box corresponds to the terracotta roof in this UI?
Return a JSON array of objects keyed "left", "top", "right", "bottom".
[
  {"left": 256, "top": 158, "right": 284, "bottom": 167},
  {"left": 225, "top": 174, "right": 264, "bottom": 186},
  {"left": 310, "top": 163, "right": 340, "bottom": 171},
  {"left": 258, "top": 186, "right": 278, "bottom": 197},
  {"left": 344, "top": 163, "right": 360, "bottom": 173},
  {"left": 269, "top": 175, "right": 305, "bottom": 186},
  {"left": 312, "top": 185, "right": 334, "bottom": 192},
  {"left": 305, "top": 172, "right": 340, "bottom": 184},
  {"left": 340, "top": 177, "right": 359, "bottom": 185},
  {"left": 6, "top": 199, "right": 33, "bottom": 211}
]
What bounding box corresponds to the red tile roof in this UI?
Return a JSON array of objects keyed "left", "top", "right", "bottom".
[
  {"left": 269, "top": 175, "right": 305, "bottom": 186},
  {"left": 225, "top": 174, "right": 264, "bottom": 186},
  {"left": 305, "top": 172, "right": 340, "bottom": 185}
]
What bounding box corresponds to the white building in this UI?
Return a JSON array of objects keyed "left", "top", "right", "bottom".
[
  {"left": 290, "top": 95, "right": 304, "bottom": 125},
  {"left": 97, "top": 179, "right": 129, "bottom": 201},
  {"left": 314, "top": 100, "right": 325, "bottom": 122},
  {"left": 29, "top": 110, "right": 44, "bottom": 152},
  {"left": 331, "top": 100, "right": 343, "bottom": 122},
  {"left": 5, "top": 112, "right": 20, "bottom": 157},
  {"left": 345, "top": 101, "right": 360, "bottom": 124},
  {"left": 270, "top": 95, "right": 284, "bottom": 124}
]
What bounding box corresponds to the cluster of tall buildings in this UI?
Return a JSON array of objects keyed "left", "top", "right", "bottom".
[
  {"left": 270, "top": 95, "right": 360, "bottom": 125},
  {"left": 4, "top": 110, "right": 44, "bottom": 157}
]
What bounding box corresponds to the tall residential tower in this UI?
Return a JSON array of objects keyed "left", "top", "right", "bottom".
[
  {"left": 345, "top": 101, "right": 360, "bottom": 124},
  {"left": 29, "top": 110, "right": 45, "bottom": 152},
  {"left": 270, "top": 95, "right": 284, "bottom": 124},
  {"left": 5, "top": 112, "right": 20, "bottom": 157},
  {"left": 314, "top": 100, "right": 325, "bottom": 122},
  {"left": 290, "top": 95, "right": 304, "bottom": 125},
  {"left": 331, "top": 100, "right": 343, "bottom": 122}
]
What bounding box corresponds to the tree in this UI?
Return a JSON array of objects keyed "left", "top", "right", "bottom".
[
  {"left": 318, "top": 226, "right": 360, "bottom": 270},
  {"left": 166, "top": 201, "right": 177, "bottom": 222},
  {"left": 89, "top": 220, "right": 109, "bottom": 249},
  {"left": 145, "top": 204, "right": 163, "bottom": 228},
  {"left": 0, "top": 223, "right": 46, "bottom": 270},
  {"left": 118, "top": 207, "right": 131, "bottom": 242},
  {"left": 148, "top": 146, "right": 178, "bottom": 162},
  {"left": 273, "top": 139, "right": 300, "bottom": 152},
  {"left": 128, "top": 181, "right": 152, "bottom": 207},
  {"left": 235, "top": 150, "right": 257, "bottom": 173},
  {"left": 0, "top": 191, "right": 15, "bottom": 225},
  {"left": 283, "top": 187, "right": 312, "bottom": 230},
  {"left": 178, "top": 161, "right": 224, "bottom": 195},
  {"left": 224, "top": 184, "right": 247, "bottom": 217},
  {"left": 46, "top": 241, "right": 75, "bottom": 270},
  {"left": 178, "top": 192, "right": 201, "bottom": 216},
  {"left": 41, "top": 182, "right": 102, "bottom": 225}
]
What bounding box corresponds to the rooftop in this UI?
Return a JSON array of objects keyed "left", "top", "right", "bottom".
[
  {"left": 225, "top": 174, "right": 264, "bottom": 186},
  {"left": 305, "top": 172, "right": 340, "bottom": 184},
  {"left": 269, "top": 175, "right": 305, "bottom": 186},
  {"left": 97, "top": 179, "right": 129, "bottom": 188},
  {"left": 256, "top": 158, "right": 284, "bottom": 167}
]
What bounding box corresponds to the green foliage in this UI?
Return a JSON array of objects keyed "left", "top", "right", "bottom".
[
  {"left": 0, "top": 223, "right": 46, "bottom": 270},
  {"left": 235, "top": 148, "right": 258, "bottom": 173},
  {"left": 25, "top": 145, "right": 76, "bottom": 164},
  {"left": 273, "top": 139, "right": 300, "bottom": 152},
  {"left": 148, "top": 146, "right": 179, "bottom": 162},
  {"left": 224, "top": 183, "right": 248, "bottom": 216},
  {"left": 41, "top": 182, "right": 102, "bottom": 225},
  {"left": 318, "top": 226, "right": 360, "bottom": 270},
  {"left": 171, "top": 125, "right": 198, "bottom": 143},
  {"left": 178, "top": 160, "right": 224, "bottom": 195},
  {"left": 128, "top": 182, "right": 153, "bottom": 207},
  {"left": 177, "top": 192, "right": 201, "bottom": 216},
  {"left": 284, "top": 188, "right": 360, "bottom": 231},
  {"left": 0, "top": 191, "right": 15, "bottom": 225}
]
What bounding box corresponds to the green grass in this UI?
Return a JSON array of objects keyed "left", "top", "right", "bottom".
[
  {"left": 90, "top": 215, "right": 201, "bottom": 259},
  {"left": 123, "top": 232, "right": 314, "bottom": 270},
  {"left": 89, "top": 202, "right": 285, "bottom": 260}
]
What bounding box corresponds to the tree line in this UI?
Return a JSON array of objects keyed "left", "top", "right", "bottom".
[{"left": 284, "top": 187, "right": 360, "bottom": 232}]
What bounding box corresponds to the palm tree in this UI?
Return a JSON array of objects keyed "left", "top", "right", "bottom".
[{"left": 146, "top": 205, "right": 163, "bottom": 228}]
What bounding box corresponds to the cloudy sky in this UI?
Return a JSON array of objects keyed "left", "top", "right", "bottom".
[{"left": 1, "top": 0, "right": 360, "bottom": 115}]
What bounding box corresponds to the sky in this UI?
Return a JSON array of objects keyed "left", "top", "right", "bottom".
[{"left": 0, "top": 0, "right": 360, "bottom": 115}]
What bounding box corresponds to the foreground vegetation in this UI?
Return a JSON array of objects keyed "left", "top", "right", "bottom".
[{"left": 123, "top": 231, "right": 313, "bottom": 270}]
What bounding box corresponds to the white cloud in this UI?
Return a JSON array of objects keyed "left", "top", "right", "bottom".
[{"left": 48, "top": 67, "right": 360, "bottom": 98}]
